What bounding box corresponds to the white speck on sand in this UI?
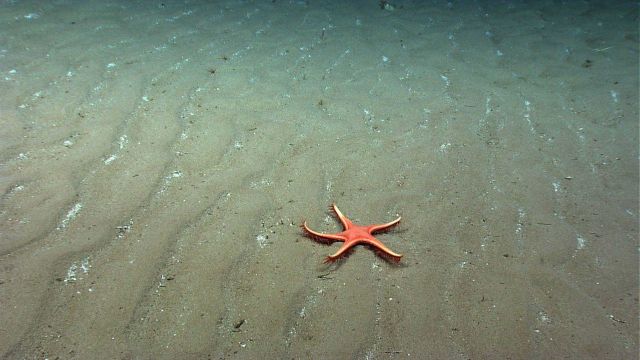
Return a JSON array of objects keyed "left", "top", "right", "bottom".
[
  {"left": 256, "top": 234, "right": 269, "bottom": 248},
  {"left": 104, "top": 154, "right": 117, "bottom": 165},
  {"left": 58, "top": 203, "right": 82, "bottom": 230},
  {"left": 64, "top": 257, "right": 91, "bottom": 283}
]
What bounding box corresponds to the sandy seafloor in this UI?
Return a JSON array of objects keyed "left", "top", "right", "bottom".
[{"left": 0, "top": 0, "right": 638, "bottom": 358}]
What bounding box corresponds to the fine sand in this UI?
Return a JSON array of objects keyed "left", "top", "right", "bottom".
[{"left": 1, "top": 0, "right": 638, "bottom": 358}]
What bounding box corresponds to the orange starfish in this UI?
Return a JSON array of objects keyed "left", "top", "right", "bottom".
[{"left": 302, "top": 204, "right": 403, "bottom": 263}]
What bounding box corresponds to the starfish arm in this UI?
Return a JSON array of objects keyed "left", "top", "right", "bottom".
[
  {"left": 331, "top": 203, "right": 354, "bottom": 229},
  {"left": 325, "top": 241, "right": 357, "bottom": 263},
  {"left": 302, "top": 222, "right": 345, "bottom": 242},
  {"left": 361, "top": 238, "right": 403, "bottom": 259},
  {"left": 369, "top": 216, "right": 401, "bottom": 233}
]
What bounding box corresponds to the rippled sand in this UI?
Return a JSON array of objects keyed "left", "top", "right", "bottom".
[{"left": 1, "top": 1, "right": 637, "bottom": 358}]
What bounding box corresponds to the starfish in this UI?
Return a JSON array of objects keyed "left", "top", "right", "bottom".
[{"left": 302, "top": 204, "right": 402, "bottom": 263}]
